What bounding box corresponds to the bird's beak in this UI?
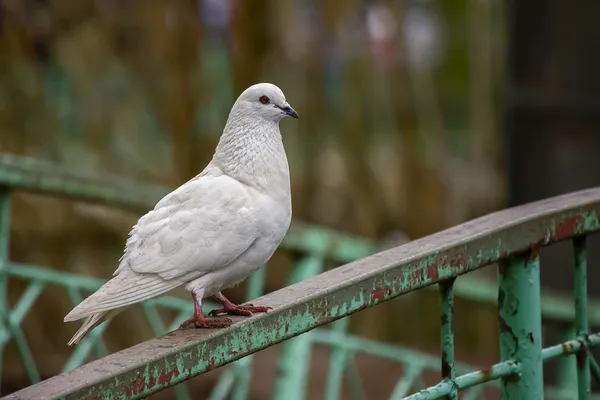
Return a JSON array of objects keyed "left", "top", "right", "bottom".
[{"left": 279, "top": 103, "right": 299, "bottom": 119}]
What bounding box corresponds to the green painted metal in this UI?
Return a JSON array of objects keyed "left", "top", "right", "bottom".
[
  {"left": 2, "top": 153, "right": 600, "bottom": 399},
  {"left": 324, "top": 318, "right": 352, "bottom": 400},
  {"left": 542, "top": 333, "right": 600, "bottom": 361},
  {"left": 451, "top": 275, "right": 600, "bottom": 324},
  {"left": 556, "top": 324, "right": 578, "bottom": 395},
  {"left": 574, "top": 236, "right": 591, "bottom": 398},
  {"left": 227, "top": 266, "right": 267, "bottom": 400},
  {"left": 439, "top": 279, "right": 457, "bottom": 400},
  {"left": 344, "top": 354, "right": 368, "bottom": 400},
  {"left": 0, "top": 153, "right": 381, "bottom": 400},
  {"left": 498, "top": 251, "right": 543, "bottom": 399},
  {"left": 0, "top": 189, "right": 43, "bottom": 385},
  {"left": 4, "top": 186, "right": 600, "bottom": 399},
  {"left": 404, "top": 360, "right": 521, "bottom": 400},
  {"left": 274, "top": 255, "right": 325, "bottom": 400}
]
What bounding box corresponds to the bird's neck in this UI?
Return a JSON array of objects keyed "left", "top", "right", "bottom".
[{"left": 211, "top": 115, "right": 291, "bottom": 198}]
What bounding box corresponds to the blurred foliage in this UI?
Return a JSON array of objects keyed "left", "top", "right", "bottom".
[
  {"left": 0, "top": 0, "right": 506, "bottom": 396},
  {"left": 0, "top": 0, "right": 507, "bottom": 236}
]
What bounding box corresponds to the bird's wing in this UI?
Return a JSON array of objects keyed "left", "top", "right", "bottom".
[
  {"left": 118, "top": 174, "right": 260, "bottom": 281},
  {"left": 65, "top": 175, "right": 260, "bottom": 321}
]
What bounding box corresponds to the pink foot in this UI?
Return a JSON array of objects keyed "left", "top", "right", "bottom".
[{"left": 178, "top": 292, "right": 233, "bottom": 330}]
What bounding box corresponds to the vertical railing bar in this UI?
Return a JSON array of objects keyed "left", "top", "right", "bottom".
[
  {"left": 231, "top": 357, "right": 252, "bottom": 400},
  {"left": 498, "top": 249, "right": 543, "bottom": 398},
  {"left": 324, "top": 318, "right": 350, "bottom": 400},
  {"left": 231, "top": 265, "right": 268, "bottom": 400},
  {"left": 207, "top": 369, "right": 236, "bottom": 400},
  {"left": 0, "top": 186, "right": 11, "bottom": 393},
  {"left": 556, "top": 324, "right": 577, "bottom": 394},
  {"left": 342, "top": 353, "right": 367, "bottom": 400},
  {"left": 439, "top": 278, "right": 457, "bottom": 400},
  {"left": 4, "top": 281, "right": 46, "bottom": 384},
  {"left": 273, "top": 255, "right": 324, "bottom": 400},
  {"left": 10, "top": 325, "right": 41, "bottom": 383},
  {"left": 573, "top": 235, "right": 591, "bottom": 398}
]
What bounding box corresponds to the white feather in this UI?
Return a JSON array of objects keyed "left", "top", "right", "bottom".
[{"left": 64, "top": 83, "right": 295, "bottom": 345}]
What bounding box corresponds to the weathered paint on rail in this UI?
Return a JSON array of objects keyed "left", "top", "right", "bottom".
[
  {"left": 498, "top": 252, "right": 543, "bottom": 399},
  {"left": 5, "top": 188, "right": 600, "bottom": 400},
  {"left": 439, "top": 278, "right": 457, "bottom": 400},
  {"left": 404, "top": 360, "right": 521, "bottom": 400},
  {"left": 396, "top": 333, "right": 600, "bottom": 400}
]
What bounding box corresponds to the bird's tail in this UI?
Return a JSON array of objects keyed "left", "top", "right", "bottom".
[
  {"left": 67, "top": 308, "right": 124, "bottom": 346},
  {"left": 64, "top": 272, "right": 182, "bottom": 345}
]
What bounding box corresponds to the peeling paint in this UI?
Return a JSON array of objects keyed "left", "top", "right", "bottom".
[
  {"left": 498, "top": 250, "right": 543, "bottom": 398},
  {"left": 369, "top": 286, "right": 389, "bottom": 306},
  {"left": 157, "top": 367, "right": 180, "bottom": 386},
  {"left": 7, "top": 191, "right": 600, "bottom": 400},
  {"left": 554, "top": 216, "right": 582, "bottom": 239}
]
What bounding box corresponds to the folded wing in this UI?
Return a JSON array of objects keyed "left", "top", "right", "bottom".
[{"left": 64, "top": 175, "right": 259, "bottom": 320}]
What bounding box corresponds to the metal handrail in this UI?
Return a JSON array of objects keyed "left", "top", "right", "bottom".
[{"left": 5, "top": 186, "right": 600, "bottom": 399}]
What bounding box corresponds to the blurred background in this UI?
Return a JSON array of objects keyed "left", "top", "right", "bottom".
[{"left": 1, "top": 0, "right": 600, "bottom": 398}]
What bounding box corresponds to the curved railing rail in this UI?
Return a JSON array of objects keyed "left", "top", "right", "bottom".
[
  {"left": 0, "top": 153, "right": 376, "bottom": 400},
  {"left": 1, "top": 153, "right": 600, "bottom": 399}
]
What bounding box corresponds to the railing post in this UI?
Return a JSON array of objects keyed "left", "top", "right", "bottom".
[
  {"left": 439, "top": 278, "right": 457, "bottom": 400},
  {"left": 498, "top": 249, "right": 543, "bottom": 399},
  {"left": 274, "top": 255, "right": 324, "bottom": 400},
  {"left": 231, "top": 267, "right": 268, "bottom": 400},
  {"left": 573, "top": 236, "right": 591, "bottom": 398},
  {"left": 556, "top": 324, "right": 577, "bottom": 395}
]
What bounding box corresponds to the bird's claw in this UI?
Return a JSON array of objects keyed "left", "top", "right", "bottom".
[{"left": 208, "top": 304, "right": 272, "bottom": 317}]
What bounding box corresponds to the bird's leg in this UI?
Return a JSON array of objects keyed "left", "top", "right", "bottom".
[
  {"left": 208, "top": 292, "right": 272, "bottom": 317},
  {"left": 179, "top": 293, "right": 233, "bottom": 329}
]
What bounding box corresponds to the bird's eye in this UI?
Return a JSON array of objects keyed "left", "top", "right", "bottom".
[{"left": 259, "top": 96, "right": 270, "bottom": 104}]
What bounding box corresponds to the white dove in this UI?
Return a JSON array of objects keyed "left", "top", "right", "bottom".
[{"left": 64, "top": 83, "right": 298, "bottom": 346}]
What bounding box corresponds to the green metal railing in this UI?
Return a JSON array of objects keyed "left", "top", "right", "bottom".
[{"left": 0, "top": 152, "right": 600, "bottom": 399}]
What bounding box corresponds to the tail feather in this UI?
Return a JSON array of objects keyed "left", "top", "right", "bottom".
[
  {"left": 64, "top": 272, "right": 181, "bottom": 322},
  {"left": 64, "top": 271, "right": 182, "bottom": 345},
  {"left": 67, "top": 308, "right": 124, "bottom": 346}
]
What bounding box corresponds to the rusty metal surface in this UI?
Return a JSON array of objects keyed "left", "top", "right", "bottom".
[
  {"left": 498, "top": 251, "right": 543, "bottom": 398},
  {"left": 3, "top": 187, "right": 600, "bottom": 399},
  {"left": 438, "top": 278, "right": 457, "bottom": 400}
]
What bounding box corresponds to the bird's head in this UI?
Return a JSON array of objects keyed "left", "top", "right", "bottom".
[{"left": 233, "top": 83, "right": 298, "bottom": 123}]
